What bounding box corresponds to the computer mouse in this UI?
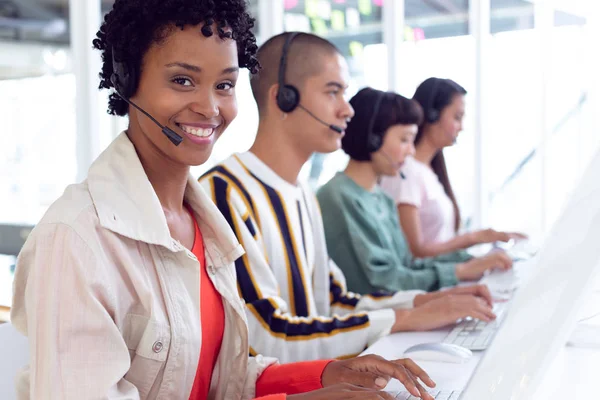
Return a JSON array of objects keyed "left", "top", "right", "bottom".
[{"left": 403, "top": 342, "right": 473, "bottom": 364}]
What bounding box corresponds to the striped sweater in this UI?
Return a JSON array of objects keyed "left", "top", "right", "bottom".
[{"left": 199, "top": 152, "right": 424, "bottom": 363}]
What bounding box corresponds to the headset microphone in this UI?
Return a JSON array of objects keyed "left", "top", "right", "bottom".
[
  {"left": 298, "top": 104, "right": 344, "bottom": 134},
  {"left": 111, "top": 80, "right": 183, "bottom": 146},
  {"left": 110, "top": 49, "right": 183, "bottom": 146},
  {"left": 378, "top": 149, "right": 406, "bottom": 180}
]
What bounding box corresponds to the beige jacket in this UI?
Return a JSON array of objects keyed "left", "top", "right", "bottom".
[{"left": 11, "top": 132, "right": 274, "bottom": 400}]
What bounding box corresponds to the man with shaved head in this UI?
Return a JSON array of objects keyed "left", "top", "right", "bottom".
[{"left": 199, "top": 32, "right": 493, "bottom": 363}]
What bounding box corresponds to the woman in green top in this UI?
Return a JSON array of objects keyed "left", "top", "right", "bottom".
[{"left": 317, "top": 88, "right": 512, "bottom": 293}]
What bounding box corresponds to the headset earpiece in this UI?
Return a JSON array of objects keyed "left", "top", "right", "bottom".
[
  {"left": 425, "top": 78, "right": 441, "bottom": 124},
  {"left": 366, "top": 91, "right": 386, "bottom": 153},
  {"left": 277, "top": 84, "right": 300, "bottom": 113},
  {"left": 111, "top": 47, "right": 135, "bottom": 99},
  {"left": 276, "top": 33, "right": 301, "bottom": 113},
  {"left": 427, "top": 108, "right": 440, "bottom": 123}
]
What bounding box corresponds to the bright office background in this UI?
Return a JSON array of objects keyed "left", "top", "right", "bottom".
[{"left": 1, "top": 0, "right": 599, "bottom": 305}]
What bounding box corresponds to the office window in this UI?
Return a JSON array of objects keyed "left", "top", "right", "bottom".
[
  {"left": 405, "top": 0, "right": 469, "bottom": 39},
  {"left": 490, "top": 0, "right": 534, "bottom": 33},
  {"left": 0, "top": 0, "right": 77, "bottom": 225},
  {"left": 483, "top": 1, "right": 595, "bottom": 240},
  {"left": 0, "top": 0, "right": 77, "bottom": 311}
]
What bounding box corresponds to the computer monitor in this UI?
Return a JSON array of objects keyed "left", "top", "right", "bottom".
[
  {"left": 460, "top": 148, "right": 600, "bottom": 399},
  {"left": 0, "top": 224, "right": 33, "bottom": 257}
]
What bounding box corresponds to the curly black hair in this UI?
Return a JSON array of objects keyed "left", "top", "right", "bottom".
[{"left": 92, "top": 0, "right": 259, "bottom": 116}]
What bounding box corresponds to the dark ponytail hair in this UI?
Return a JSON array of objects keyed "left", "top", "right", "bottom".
[{"left": 412, "top": 77, "right": 466, "bottom": 232}]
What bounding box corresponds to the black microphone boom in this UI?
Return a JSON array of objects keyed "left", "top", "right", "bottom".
[
  {"left": 112, "top": 83, "right": 183, "bottom": 146},
  {"left": 379, "top": 149, "right": 407, "bottom": 180},
  {"left": 298, "top": 104, "right": 344, "bottom": 134}
]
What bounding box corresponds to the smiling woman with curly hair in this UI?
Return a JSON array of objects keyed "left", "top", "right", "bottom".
[{"left": 9, "top": 1, "right": 434, "bottom": 400}]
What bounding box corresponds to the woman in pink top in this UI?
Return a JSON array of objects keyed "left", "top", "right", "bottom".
[{"left": 380, "top": 78, "right": 525, "bottom": 259}]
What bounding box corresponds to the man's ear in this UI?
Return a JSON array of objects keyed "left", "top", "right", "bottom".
[
  {"left": 267, "top": 83, "right": 281, "bottom": 112},
  {"left": 269, "top": 83, "right": 280, "bottom": 103}
]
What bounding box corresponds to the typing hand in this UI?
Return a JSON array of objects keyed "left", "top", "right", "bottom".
[
  {"left": 472, "top": 229, "right": 527, "bottom": 245},
  {"left": 321, "top": 355, "right": 436, "bottom": 400},
  {"left": 414, "top": 284, "right": 493, "bottom": 308},
  {"left": 287, "top": 384, "right": 395, "bottom": 399},
  {"left": 394, "top": 295, "right": 496, "bottom": 331},
  {"left": 455, "top": 252, "right": 513, "bottom": 281}
]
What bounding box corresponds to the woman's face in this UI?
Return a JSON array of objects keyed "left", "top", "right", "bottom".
[
  {"left": 372, "top": 123, "right": 417, "bottom": 176},
  {"left": 430, "top": 94, "right": 465, "bottom": 148},
  {"left": 129, "top": 23, "right": 239, "bottom": 166}
]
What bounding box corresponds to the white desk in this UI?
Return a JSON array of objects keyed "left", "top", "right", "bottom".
[{"left": 362, "top": 271, "right": 600, "bottom": 399}]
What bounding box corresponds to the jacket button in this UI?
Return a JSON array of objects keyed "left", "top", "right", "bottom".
[{"left": 152, "top": 341, "right": 164, "bottom": 353}]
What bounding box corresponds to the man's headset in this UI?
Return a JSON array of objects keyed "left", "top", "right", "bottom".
[
  {"left": 275, "top": 32, "right": 344, "bottom": 134},
  {"left": 110, "top": 47, "right": 183, "bottom": 146},
  {"left": 366, "top": 90, "right": 406, "bottom": 179}
]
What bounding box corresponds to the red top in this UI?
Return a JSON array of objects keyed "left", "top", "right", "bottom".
[
  {"left": 186, "top": 208, "right": 331, "bottom": 400},
  {"left": 188, "top": 209, "right": 225, "bottom": 400}
]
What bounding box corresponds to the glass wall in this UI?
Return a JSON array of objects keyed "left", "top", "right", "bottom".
[
  {"left": 483, "top": 1, "right": 597, "bottom": 242},
  {"left": 0, "top": 1, "right": 76, "bottom": 225},
  {"left": 0, "top": 0, "right": 78, "bottom": 311}
]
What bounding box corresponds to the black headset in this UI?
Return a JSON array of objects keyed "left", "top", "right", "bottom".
[
  {"left": 110, "top": 47, "right": 183, "bottom": 146},
  {"left": 425, "top": 77, "right": 442, "bottom": 124},
  {"left": 276, "top": 32, "right": 301, "bottom": 113},
  {"left": 366, "top": 89, "right": 407, "bottom": 179},
  {"left": 366, "top": 90, "right": 386, "bottom": 153},
  {"left": 274, "top": 32, "right": 344, "bottom": 134},
  {"left": 110, "top": 48, "right": 136, "bottom": 98}
]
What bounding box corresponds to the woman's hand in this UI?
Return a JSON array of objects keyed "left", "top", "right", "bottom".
[
  {"left": 471, "top": 229, "right": 528, "bottom": 245},
  {"left": 320, "top": 355, "right": 436, "bottom": 400},
  {"left": 455, "top": 252, "right": 513, "bottom": 281}
]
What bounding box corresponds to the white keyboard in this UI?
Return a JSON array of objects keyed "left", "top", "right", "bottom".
[
  {"left": 443, "top": 302, "right": 509, "bottom": 351},
  {"left": 392, "top": 389, "right": 462, "bottom": 399}
]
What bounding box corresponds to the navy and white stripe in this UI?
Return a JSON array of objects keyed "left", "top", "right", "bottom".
[{"left": 199, "top": 152, "right": 420, "bottom": 362}]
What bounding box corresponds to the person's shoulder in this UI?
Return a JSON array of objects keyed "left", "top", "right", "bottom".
[
  {"left": 317, "top": 173, "right": 349, "bottom": 204},
  {"left": 199, "top": 153, "right": 244, "bottom": 182},
  {"left": 39, "top": 181, "right": 97, "bottom": 229},
  {"left": 21, "top": 181, "right": 105, "bottom": 263},
  {"left": 199, "top": 153, "right": 260, "bottom": 196},
  {"left": 376, "top": 186, "right": 397, "bottom": 209},
  {"left": 403, "top": 156, "right": 427, "bottom": 175}
]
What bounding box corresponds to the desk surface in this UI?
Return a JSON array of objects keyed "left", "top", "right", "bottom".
[
  {"left": 363, "top": 318, "right": 600, "bottom": 398},
  {"left": 362, "top": 273, "right": 600, "bottom": 399}
]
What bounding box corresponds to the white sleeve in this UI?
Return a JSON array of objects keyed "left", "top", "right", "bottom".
[
  {"left": 328, "top": 259, "right": 424, "bottom": 345},
  {"left": 10, "top": 224, "right": 140, "bottom": 400},
  {"left": 242, "top": 355, "right": 278, "bottom": 400}
]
